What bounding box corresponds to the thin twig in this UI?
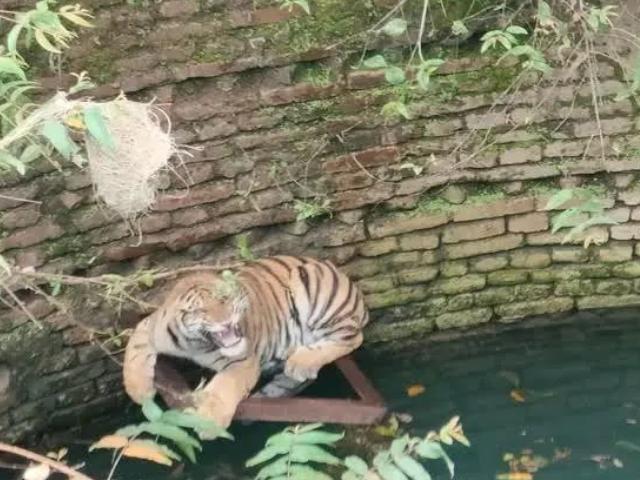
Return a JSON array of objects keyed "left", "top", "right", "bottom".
[{"left": 0, "top": 442, "right": 95, "bottom": 480}]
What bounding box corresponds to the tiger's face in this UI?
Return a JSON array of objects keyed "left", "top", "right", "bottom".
[{"left": 181, "top": 288, "right": 248, "bottom": 358}]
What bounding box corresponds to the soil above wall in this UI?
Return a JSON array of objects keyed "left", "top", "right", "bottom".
[{"left": 2, "top": 0, "right": 640, "bottom": 442}]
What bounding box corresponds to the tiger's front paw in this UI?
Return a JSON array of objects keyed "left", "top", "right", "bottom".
[
  {"left": 123, "top": 375, "right": 157, "bottom": 405},
  {"left": 284, "top": 349, "right": 320, "bottom": 382},
  {"left": 193, "top": 394, "right": 235, "bottom": 437}
]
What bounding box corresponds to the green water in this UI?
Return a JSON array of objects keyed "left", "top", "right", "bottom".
[{"left": 56, "top": 308, "right": 640, "bottom": 479}]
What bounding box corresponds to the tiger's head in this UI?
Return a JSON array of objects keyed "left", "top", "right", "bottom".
[{"left": 180, "top": 271, "right": 249, "bottom": 358}]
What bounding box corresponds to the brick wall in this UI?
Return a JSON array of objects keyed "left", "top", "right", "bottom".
[{"left": 2, "top": 0, "right": 640, "bottom": 441}]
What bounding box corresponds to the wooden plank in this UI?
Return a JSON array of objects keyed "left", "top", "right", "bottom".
[{"left": 154, "top": 354, "right": 387, "bottom": 425}]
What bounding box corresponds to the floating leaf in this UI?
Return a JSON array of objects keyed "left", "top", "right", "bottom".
[
  {"left": 510, "top": 389, "right": 526, "bottom": 403},
  {"left": 22, "top": 463, "right": 51, "bottom": 480},
  {"left": 498, "top": 370, "right": 520, "bottom": 388},
  {"left": 406, "top": 384, "right": 426, "bottom": 397},
  {"left": 496, "top": 473, "right": 533, "bottom": 480},
  {"left": 616, "top": 440, "right": 640, "bottom": 453},
  {"left": 382, "top": 18, "right": 408, "bottom": 37}
]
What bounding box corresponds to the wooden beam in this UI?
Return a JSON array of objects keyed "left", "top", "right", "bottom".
[{"left": 154, "top": 355, "right": 387, "bottom": 425}]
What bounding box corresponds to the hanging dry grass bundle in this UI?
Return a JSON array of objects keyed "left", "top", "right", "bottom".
[{"left": 84, "top": 97, "right": 183, "bottom": 220}]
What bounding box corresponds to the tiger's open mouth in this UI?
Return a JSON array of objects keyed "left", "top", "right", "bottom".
[{"left": 210, "top": 323, "right": 242, "bottom": 348}]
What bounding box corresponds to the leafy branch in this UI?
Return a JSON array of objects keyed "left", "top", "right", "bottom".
[{"left": 91, "top": 398, "right": 233, "bottom": 470}]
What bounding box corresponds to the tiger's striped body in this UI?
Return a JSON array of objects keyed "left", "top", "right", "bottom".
[{"left": 123, "top": 256, "right": 369, "bottom": 430}]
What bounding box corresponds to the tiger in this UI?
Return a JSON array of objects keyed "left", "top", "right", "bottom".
[{"left": 123, "top": 255, "right": 369, "bottom": 433}]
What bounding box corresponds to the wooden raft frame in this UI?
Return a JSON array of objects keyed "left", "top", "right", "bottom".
[{"left": 154, "top": 355, "right": 387, "bottom": 425}]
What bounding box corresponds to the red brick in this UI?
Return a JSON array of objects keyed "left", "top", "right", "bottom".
[
  {"left": 159, "top": 0, "right": 198, "bottom": 17},
  {"left": 230, "top": 6, "right": 302, "bottom": 27},
  {"left": 499, "top": 146, "right": 542, "bottom": 165},
  {"left": 443, "top": 218, "right": 505, "bottom": 243},
  {"left": 444, "top": 234, "right": 524, "bottom": 259},
  {"left": 154, "top": 180, "right": 234, "bottom": 211},
  {"left": 0, "top": 205, "right": 40, "bottom": 229},
  {"left": 368, "top": 211, "right": 448, "bottom": 239},
  {"left": 332, "top": 183, "right": 395, "bottom": 210},
  {"left": 346, "top": 70, "right": 386, "bottom": 90},
  {"left": 508, "top": 212, "right": 549, "bottom": 233},
  {"left": 324, "top": 147, "right": 398, "bottom": 174},
  {"left": 611, "top": 223, "right": 640, "bottom": 240},
  {"left": 260, "top": 83, "right": 340, "bottom": 106},
  {"left": 0, "top": 220, "right": 64, "bottom": 252},
  {"left": 453, "top": 197, "right": 535, "bottom": 222}
]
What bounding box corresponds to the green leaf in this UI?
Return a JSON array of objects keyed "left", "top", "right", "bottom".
[
  {"left": 290, "top": 444, "right": 341, "bottom": 465},
  {"left": 392, "top": 453, "right": 432, "bottom": 480},
  {"left": 288, "top": 464, "right": 333, "bottom": 480},
  {"left": 451, "top": 20, "right": 468, "bottom": 36},
  {"left": 296, "top": 430, "right": 345, "bottom": 445},
  {"left": 115, "top": 425, "right": 145, "bottom": 438},
  {"left": 414, "top": 440, "right": 444, "bottom": 460},
  {"left": 20, "top": 144, "right": 44, "bottom": 164},
  {"left": 0, "top": 151, "right": 26, "bottom": 175},
  {"left": 0, "top": 56, "right": 26, "bottom": 80},
  {"left": 381, "top": 101, "right": 411, "bottom": 120},
  {"left": 246, "top": 444, "right": 289, "bottom": 467},
  {"left": 297, "top": 0, "right": 311, "bottom": 14},
  {"left": 256, "top": 457, "right": 288, "bottom": 479},
  {"left": 377, "top": 461, "right": 410, "bottom": 480},
  {"left": 83, "top": 105, "right": 115, "bottom": 150},
  {"left": 382, "top": 18, "right": 408, "bottom": 37},
  {"left": 296, "top": 423, "right": 324, "bottom": 433},
  {"left": 537, "top": 1, "right": 553, "bottom": 23},
  {"left": 544, "top": 189, "right": 574, "bottom": 210},
  {"left": 138, "top": 422, "right": 202, "bottom": 451},
  {"left": 385, "top": 66, "right": 406, "bottom": 85},
  {"left": 141, "top": 398, "right": 163, "bottom": 422},
  {"left": 161, "top": 409, "right": 234, "bottom": 440},
  {"left": 7, "top": 23, "right": 25, "bottom": 54},
  {"left": 390, "top": 436, "right": 409, "bottom": 456},
  {"left": 551, "top": 208, "right": 582, "bottom": 233},
  {"left": 34, "top": 29, "right": 61, "bottom": 54},
  {"left": 363, "top": 54, "right": 388, "bottom": 69},
  {"left": 342, "top": 472, "right": 362, "bottom": 480},
  {"left": 41, "top": 119, "right": 78, "bottom": 159},
  {"left": 265, "top": 431, "right": 295, "bottom": 449},
  {"left": 344, "top": 455, "right": 369, "bottom": 475},
  {"left": 506, "top": 25, "right": 528, "bottom": 36}
]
